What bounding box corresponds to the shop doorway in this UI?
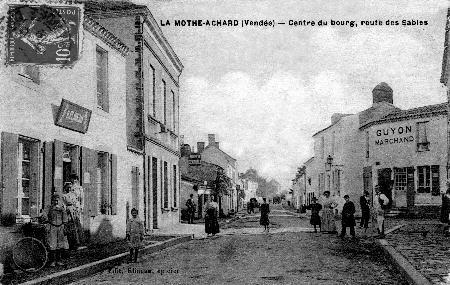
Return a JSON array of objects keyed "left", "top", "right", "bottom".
[
  {"left": 378, "top": 168, "right": 393, "bottom": 206},
  {"left": 62, "top": 143, "right": 80, "bottom": 185}
]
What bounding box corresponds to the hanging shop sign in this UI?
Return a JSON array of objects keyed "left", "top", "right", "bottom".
[
  {"left": 55, "top": 99, "right": 91, "bottom": 133},
  {"left": 5, "top": 3, "right": 82, "bottom": 66}
]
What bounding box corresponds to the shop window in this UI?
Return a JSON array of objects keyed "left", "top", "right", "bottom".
[
  {"left": 173, "top": 165, "right": 177, "bottom": 208},
  {"left": 416, "top": 122, "right": 429, "bottom": 152},
  {"left": 96, "top": 46, "right": 109, "bottom": 112},
  {"left": 394, "top": 167, "right": 407, "bottom": 192},
  {"left": 417, "top": 166, "right": 431, "bottom": 193},
  {"left": 19, "top": 66, "right": 40, "bottom": 84}
]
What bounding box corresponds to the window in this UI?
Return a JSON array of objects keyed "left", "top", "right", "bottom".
[
  {"left": 18, "top": 140, "right": 32, "bottom": 217},
  {"left": 365, "top": 131, "right": 369, "bottom": 158},
  {"left": 320, "top": 137, "right": 324, "bottom": 159},
  {"left": 394, "top": 167, "right": 407, "bottom": 192},
  {"left": 149, "top": 64, "right": 156, "bottom": 117},
  {"left": 96, "top": 46, "right": 108, "bottom": 112},
  {"left": 417, "top": 166, "right": 431, "bottom": 193},
  {"left": 19, "top": 66, "right": 40, "bottom": 84},
  {"left": 173, "top": 165, "right": 177, "bottom": 208},
  {"left": 416, "top": 122, "right": 429, "bottom": 151},
  {"left": 162, "top": 80, "right": 166, "bottom": 125},
  {"left": 164, "top": 161, "right": 168, "bottom": 208},
  {"left": 172, "top": 90, "right": 176, "bottom": 131}
]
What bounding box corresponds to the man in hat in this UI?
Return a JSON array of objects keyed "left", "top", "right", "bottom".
[
  {"left": 374, "top": 185, "right": 389, "bottom": 238},
  {"left": 340, "top": 195, "right": 356, "bottom": 239}
]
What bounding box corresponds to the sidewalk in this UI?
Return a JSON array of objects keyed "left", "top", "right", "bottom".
[
  {"left": 380, "top": 218, "right": 450, "bottom": 285},
  {"left": 1, "top": 234, "right": 191, "bottom": 285}
]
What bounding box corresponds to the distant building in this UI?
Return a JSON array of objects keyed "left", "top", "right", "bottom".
[{"left": 198, "top": 134, "right": 238, "bottom": 216}]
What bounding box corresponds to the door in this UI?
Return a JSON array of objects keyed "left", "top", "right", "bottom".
[
  {"left": 363, "top": 166, "right": 372, "bottom": 206},
  {"left": 378, "top": 168, "right": 392, "bottom": 206}
]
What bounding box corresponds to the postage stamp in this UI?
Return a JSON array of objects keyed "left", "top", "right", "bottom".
[{"left": 6, "top": 3, "right": 81, "bottom": 65}]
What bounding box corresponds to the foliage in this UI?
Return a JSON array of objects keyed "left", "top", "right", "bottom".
[
  {"left": 241, "top": 168, "right": 280, "bottom": 198},
  {"left": 212, "top": 169, "right": 231, "bottom": 196}
]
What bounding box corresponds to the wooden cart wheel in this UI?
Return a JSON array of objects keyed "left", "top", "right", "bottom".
[{"left": 12, "top": 237, "right": 48, "bottom": 272}]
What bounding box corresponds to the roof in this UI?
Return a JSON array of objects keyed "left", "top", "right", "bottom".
[
  {"left": 204, "top": 144, "right": 237, "bottom": 163},
  {"left": 312, "top": 114, "right": 353, "bottom": 137},
  {"left": 304, "top": 157, "right": 314, "bottom": 166},
  {"left": 179, "top": 158, "right": 223, "bottom": 185},
  {"left": 83, "top": 0, "right": 183, "bottom": 73},
  {"left": 83, "top": 16, "right": 129, "bottom": 56},
  {"left": 441, "top": 8, "right": 450, "bottom": 85},
  {"left": 359, "top": 102, "right": 447, "bottom": 130}
]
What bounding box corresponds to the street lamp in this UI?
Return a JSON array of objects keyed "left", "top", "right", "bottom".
[{"left": 325, "top": 155, "right": 333, "bottom": 171}]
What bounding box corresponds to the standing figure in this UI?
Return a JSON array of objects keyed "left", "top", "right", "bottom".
[
  {"left": 320, "top": 191, "right": 337, "bottom": 233},
  {"left": 186, "top": 194, "right": 196, "bottom": 224},
  {"left": 340, "top": 195, "right": 356, "bottom": 239},
  {"left": 359, "top": 191, "right": 371, "bottom": 231},
  {"left": 69, "top": 174, "right": 84, "bottom": 243},
  {"left": 62, "top": 182, "right": 82, "bottom": 249},
  {"left": 126, "top": 208, "right": 144, "bottom": 263},
  {"left": 374, "top": 185, "right": 389, "bottom": 238},
  {"left": 306, "top": 197, "right": 322, "bottom": 233},
  {"left": 260, "top": 198, "right": 270, "bottom": 233},
  {"left": 204, "top": 195, "right": 220, "bottom": 237},
  {"left": 42, "top": 194, "right": 69, "bottom": 267},
  {"left": 441, "top": 188, "right": 450, "bottom": 235}
]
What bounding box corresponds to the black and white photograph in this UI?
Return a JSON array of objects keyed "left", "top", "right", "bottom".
[{"left": 0, "top": 0, "right": 449, "bottom": 284}]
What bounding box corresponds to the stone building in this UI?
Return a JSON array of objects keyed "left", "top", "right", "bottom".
[
  {"left": 198, "top": 134, "right": 238, "bottom": 216},
  {"left": 308, "top": 83, "right": 401, "bottom": 214},
  {"left": 0, "top": 13, "right": 131, "bottom": 254},
  {"left": 361, "top": 103, "right": 447, "bottom": 215},
  {"left": 85, "top": 1, "right": 184, "bottom": 230}
]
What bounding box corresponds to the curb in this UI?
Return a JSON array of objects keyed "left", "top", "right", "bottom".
[
  {"left": 375, "top": 225, "right": 432, "bottom": 285},
  {"left": 18, "top": 235, "right": 192, "bottom": 285}
]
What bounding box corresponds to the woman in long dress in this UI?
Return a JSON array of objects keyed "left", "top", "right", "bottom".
[
  {"left": 320, "top": 191, "right": 337, "bottom": 233},
  {"left": 260, "top": 198, "right": 270, "bottom": 232},
  {"left": 204, "top": 195, "right": 220, "bottom": 237},
  {"left": 62, "top": 182, "right": 82, "bottom": 249}
]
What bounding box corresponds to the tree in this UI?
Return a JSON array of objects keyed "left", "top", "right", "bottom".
[{"left": 212, "top": 169, "right": 231, "bottom": 196}]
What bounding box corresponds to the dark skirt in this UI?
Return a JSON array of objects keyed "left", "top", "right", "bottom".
[
  {"left": 205, "top": 209, "right": 220, "bottom": 234},
  {"left": 260, "top": 214, "right": 269, "bottom": 226},
  {"left": 341, "top": 214, "right": 356, "bottom": 227},
  {"left": 310, "top": 214, "right": 321, "bottom": 226}
]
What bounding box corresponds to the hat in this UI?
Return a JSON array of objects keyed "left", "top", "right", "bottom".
[{"left": 344, "top": 195, "right": 350, "bottom": 199}]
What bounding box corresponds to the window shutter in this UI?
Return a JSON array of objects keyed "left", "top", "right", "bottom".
[
  {"left": 1, "top": 132, "right": 18, "bottom": 216},
  {"left": 131, "top": 166, "right": 139, "bottom": 210},
  {"left": 82, "top": 147, "right": 98, "bottom": 217},
  {"left": 54, "top": 140, "right": 64, "bottom": 194},
  {"left": 431, "top": 165, "right": 440, "bottom": 196},
  {"left": 110, "top": 154, "right": 117, "bottom": 215},
  {"left": 29, "top": 142, "right": 40, "bottom": 217},
  {"left": 43, "top": 142, "right": 53, "bottom": 208}
]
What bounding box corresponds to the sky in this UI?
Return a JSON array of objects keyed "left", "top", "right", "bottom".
[{"left": 136, "top": 0, "right": 448, "bottom": 190}]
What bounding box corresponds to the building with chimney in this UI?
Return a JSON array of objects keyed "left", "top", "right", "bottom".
[
  {"left": 308, "top": 83, "right": 401, "bottom": 214},
  {"left": 307, "top": 82, "right": 447, "bottom": 216},
  {"left": 85, "top": 1, "right": 184, "bottom": 230},
  {"left": 198, "top": 134, "right": 238, "bottom": 216}
]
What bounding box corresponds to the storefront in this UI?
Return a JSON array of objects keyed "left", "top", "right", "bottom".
[{"left": 361, "top": 103, "right": 447, "bottom": 211}]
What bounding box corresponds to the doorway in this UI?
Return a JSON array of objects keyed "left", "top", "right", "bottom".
[{"left": 378, "top": 168, "right": 393, "bottom": 206}]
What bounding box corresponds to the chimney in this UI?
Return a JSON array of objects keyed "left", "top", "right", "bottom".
[
  {"left": 208, "top": 134, "right": 215, "bottom": 146},
  {"left": 197, "top": 142, "right": 205, "bottom": 153},
  {"left": 372, "top": 82, "right": 393, "bottom": 105},
  {"left": 215, "top": 142, "right": 220, "bottom": 149},
  {"left": 180, "top": 144, "right": 191, "bottom": 157}
]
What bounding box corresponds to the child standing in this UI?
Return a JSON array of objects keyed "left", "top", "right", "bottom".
[
  {"left": 126, "top": 208, "right": 144, "bottom": 263},
  {"left": 306, "top": 197, "right": 322, "bottom": 233},
  {"left": 42, "top": 194, "right": 69, "bottom": 267}
]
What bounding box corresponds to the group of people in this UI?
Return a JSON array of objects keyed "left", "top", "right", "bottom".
[
  {"left": 306, "top": 187, "right": 390, "bottom": 239},
  {"left": 40, "top": 174, "right": 84, "bottom": 267}
]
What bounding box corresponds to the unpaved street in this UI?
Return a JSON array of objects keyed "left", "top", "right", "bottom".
[{"left": 71, "top": 204, "right": 407, "bottom": 285}]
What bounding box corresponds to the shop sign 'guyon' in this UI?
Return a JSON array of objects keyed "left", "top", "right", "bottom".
[{"left": 3, "top": 1, "right": 83, "bottom": 66}]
